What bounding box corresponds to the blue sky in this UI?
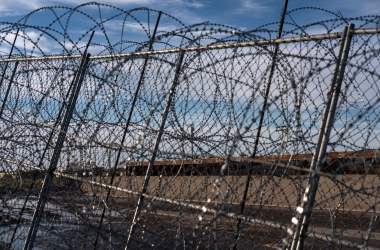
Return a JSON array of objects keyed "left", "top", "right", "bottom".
[
  {"left": 0, "top": 0, "right": 379, "bottom": 30},
  {"left": 0, "top": 1, "right": 378, "bottom": 154},
  {"left": 0, "top": 0, "right": 378, "bottom": 56}
]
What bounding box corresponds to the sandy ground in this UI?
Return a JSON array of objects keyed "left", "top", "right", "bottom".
[{"left": 1, "top": 174, "right": 379, "bottom": 249}]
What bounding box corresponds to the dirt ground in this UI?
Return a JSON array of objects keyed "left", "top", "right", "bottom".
[{"left": 2, "top": 174, "right": 379, "bottom": 249}]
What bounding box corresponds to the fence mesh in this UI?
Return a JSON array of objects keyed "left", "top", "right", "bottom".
[{"left": 0, "top": 3, "right": 379, "bottom": 249}]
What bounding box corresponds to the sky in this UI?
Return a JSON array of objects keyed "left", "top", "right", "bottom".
[
  {"left": 0, "top": 0, "right": 379, "bottom": 159},
  {"left": 0, "top": 0, "right": 378, "bottom": 56},
  {"left": 0, "top": 0, "right": 379, "bottom": 30}
]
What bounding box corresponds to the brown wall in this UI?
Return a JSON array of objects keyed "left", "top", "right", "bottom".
[{"left": 80, "top": 174, "right": 380, "bottom": 212}]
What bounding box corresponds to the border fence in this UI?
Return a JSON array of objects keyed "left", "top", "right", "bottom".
[{"left": 0, "top": 2, "right": 380, "bottom": 249}]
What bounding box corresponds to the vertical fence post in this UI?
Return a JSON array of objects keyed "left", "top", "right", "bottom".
[
  {"left": 0, "top": 61, "right": 18, "bottom": 118},
  {"left": 23, "top": 53, "right": 91, "bottom": 250},
  {"left": 9, "top": 67, "right": 77, "bottom": 247},
  {"left": 23, "top": 31, "right": 94, "bottom": 250},
  {"left": 232, "top": 0, "right": 289, "bottom": 248},
  {"left": 125, "top": 50, "right": 186, "bottom": 249},
  {"left": 289, "top": 23, "right": 354, "bottom": 250},
  {"left": 0, "top": 28, "right": 19, "bottom": 91},
  {"left": 9, "top": 50, "right": 92, "bottom": 249},
  {"left": 93, "top": 11, "right": 162, "bottom": 249},
  {"left": 190, "top": 123, "right": 194, "bottom": 158}
]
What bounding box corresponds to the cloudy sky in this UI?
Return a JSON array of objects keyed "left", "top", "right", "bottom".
[
  {"left": 0, "top": 0, "right": 379, "bottom": 29},
  {"left": 0, "top": 0, "right": 379, "bottom": 56}
]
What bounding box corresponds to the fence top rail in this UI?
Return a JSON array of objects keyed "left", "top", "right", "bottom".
[{"left": 0, "top": 28, "right": 378, "bottom": 63}]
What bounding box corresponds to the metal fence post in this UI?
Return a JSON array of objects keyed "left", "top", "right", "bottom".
[
  {"left": 23, "top": 32, "right": 94, "bottom": 250},
  {"left": 23, "top": 53, "right": 91, "bottom": 250},
  {"left": 9, "top": 51, "right": 91, "bottom": 249},
  {"left": 289, "top": 23, "right": 354, "bottom": 250},
  {"left": 9, "top": 70, "right": 76, "bottom": 247},
  {"left": 232, "top": 0, "right": 289, "bottom": 248},
  {"left": 93, "top": 11, "right": 162, "bottom": 249},
  {"left": 125, "top": 50, "right": 186, "bottom": 249}
]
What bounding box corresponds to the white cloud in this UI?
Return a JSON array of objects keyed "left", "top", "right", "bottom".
[
  {"left": 234, "top": 0, "right": 268, "bottom": 14},
  {"left": 0, "top": 0, "right": 154, "bottom": 15},
  {"left": 0, "top": 0, "right": 206, "bottom": 29},
  {"left": 329, "top": 0, "right": 380, "bottom": 16},
  {"left": 0, "top": 0, "right": 42, "bottom": 16},
  {"left": 0, "top": 30, "right": 51, "bottom": 55},
  {"left": 0, "top": 0, "right": 206, "bottom": 15}
]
